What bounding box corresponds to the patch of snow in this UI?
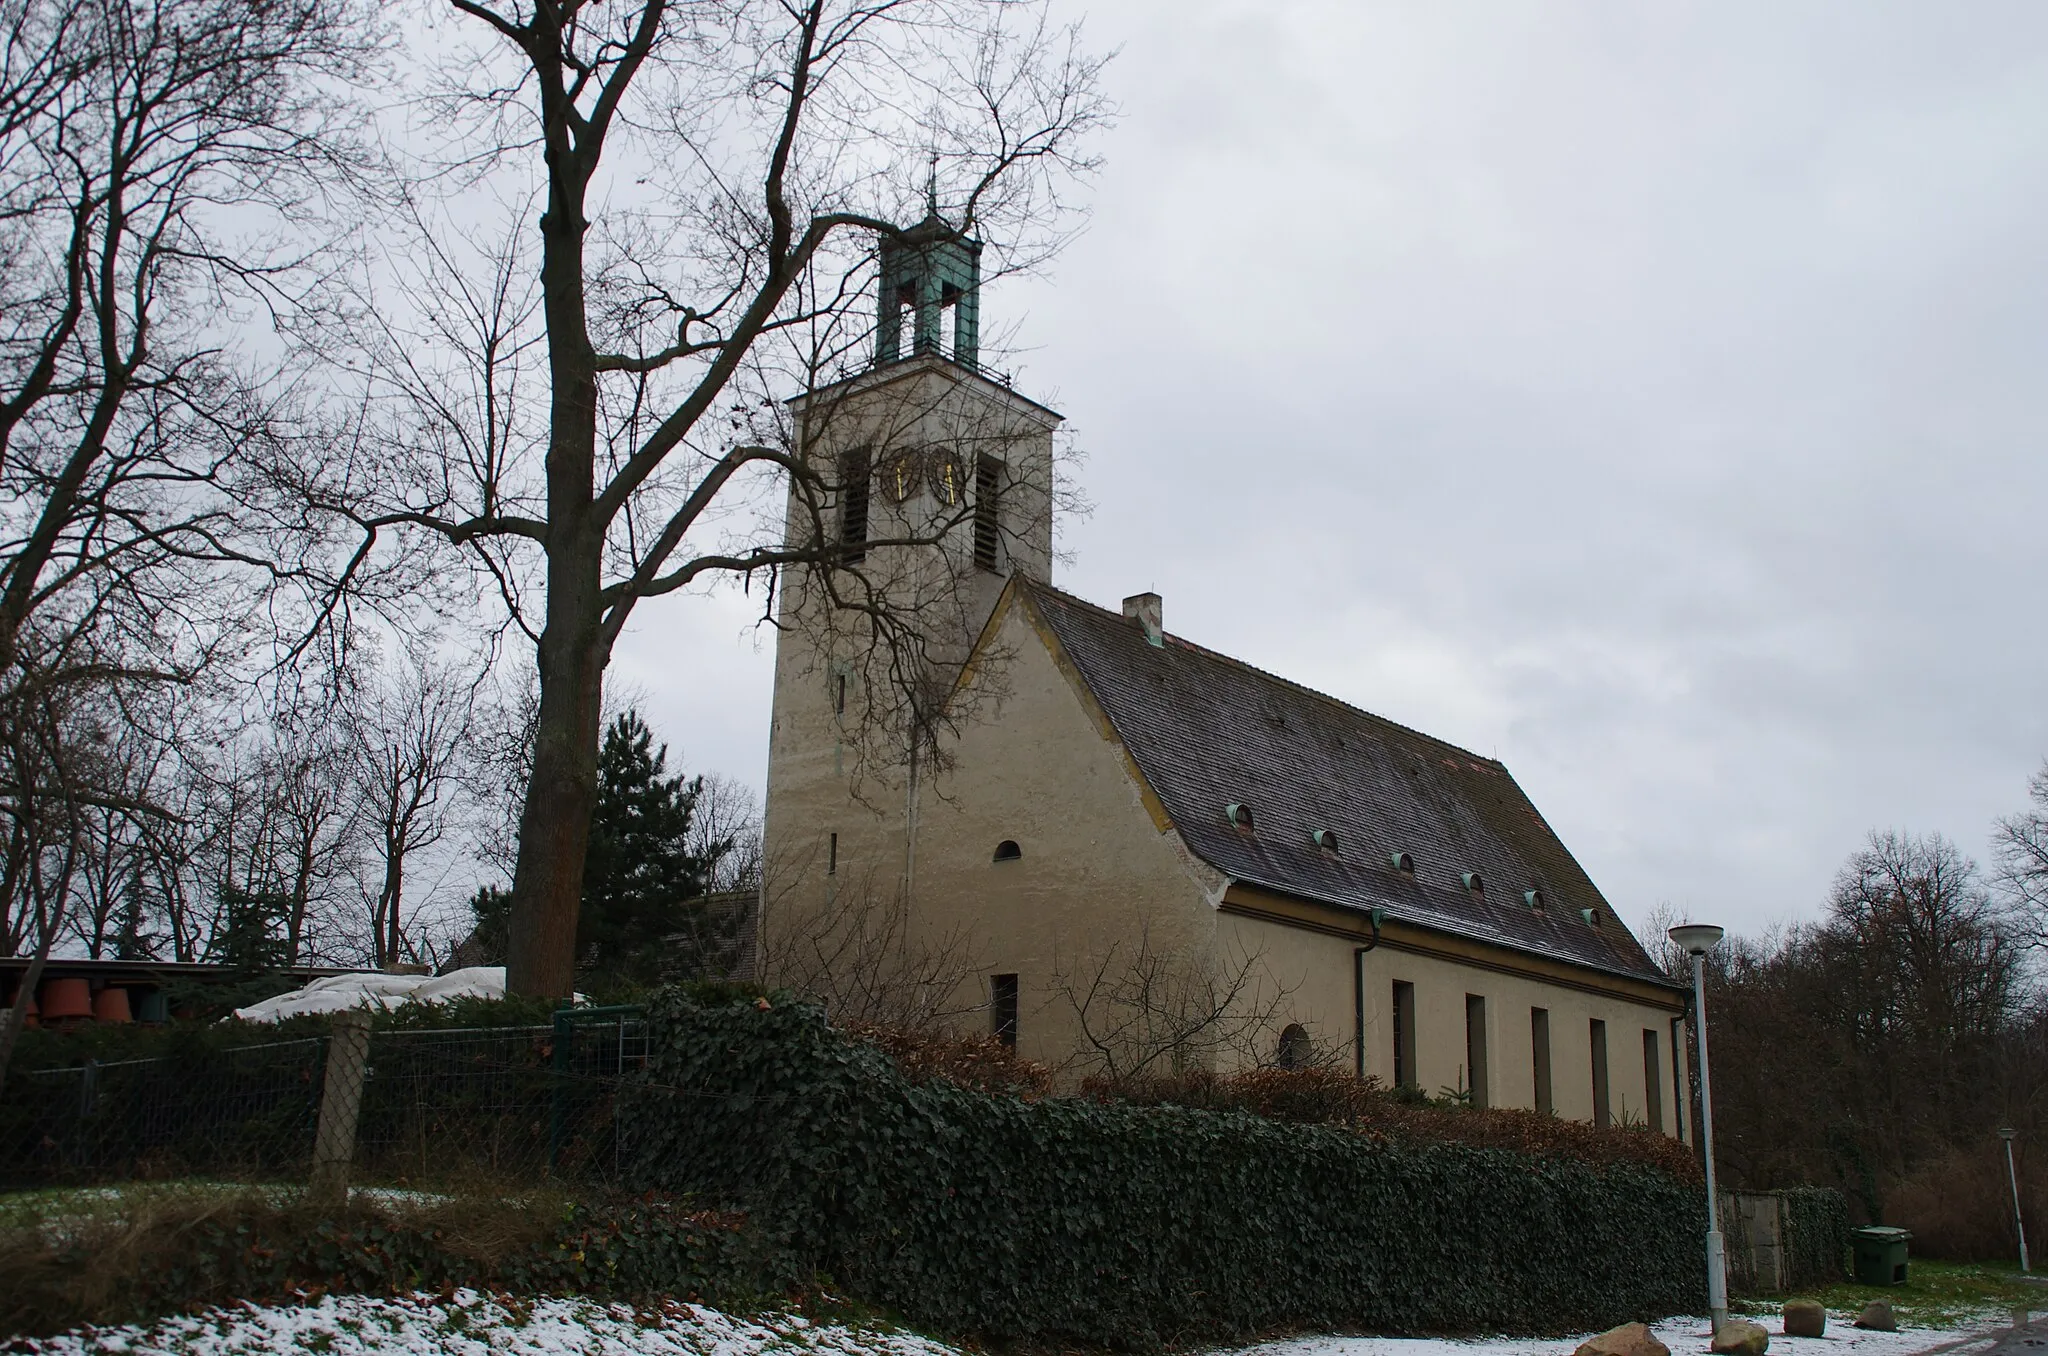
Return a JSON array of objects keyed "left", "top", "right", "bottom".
[
  {"left": 16, "top": 1292, "right": 963, "bottom": 1356},
  {"left": 17, "top": 1296, "right": 2012, "bottom": 1356},
  {"left": 230, "top": 968, "right": 507, "bottom": 1023},
  {"left": 1236, "top": 1312, "right": 2009, "bottom": 1356}
]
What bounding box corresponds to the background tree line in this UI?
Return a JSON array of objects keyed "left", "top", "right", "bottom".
[{"left": 1659, "top": 765, "right": 2048, "bottom": 1258}]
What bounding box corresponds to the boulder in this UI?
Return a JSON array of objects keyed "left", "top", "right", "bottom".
[
  {"left": 1783, "top": 1301, "right": 1826, "bottom": 1338},
  {"left": 1854, "top": 1301, "right": 1897, "bottom": 1332},
  {"left": 1574, "top": 1322, "right": 1672, "bottom": 1356},
  {"left": 1710, "top": 1319, "right": 1770, "bottom": 1356}
]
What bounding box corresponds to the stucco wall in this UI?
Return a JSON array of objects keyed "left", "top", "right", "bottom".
[
  {"left": 1218, "top": 907, "right": 1689, "bottom": 1135},
  {"left": 901, "top": 597, "right": 1224, "bottom": 1070}
]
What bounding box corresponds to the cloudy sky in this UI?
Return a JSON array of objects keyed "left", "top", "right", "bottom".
[{"left": 609, "top": 1, "right": 2048, "bottom": 941}]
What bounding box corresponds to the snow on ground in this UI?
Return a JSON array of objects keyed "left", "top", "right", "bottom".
[
  {"left": 10, "top": 1292, "right": 960, "bottom": 1356},
  {"left": 10, "top": 1294, "right": 2011, "bottom": 1356},
  {"left": 1242, "top": 1312, "right": 2008, "bottom": 1356}
]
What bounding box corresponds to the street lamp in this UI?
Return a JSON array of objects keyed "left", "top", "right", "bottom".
[
  {"left": 2000, "top": 1128, "right": 2030, "bottom": 1274},
  {"left": 1670, "top": 922, "right": 1728, "bottom": 1336}
]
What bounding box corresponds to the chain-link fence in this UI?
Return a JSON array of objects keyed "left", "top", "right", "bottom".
[{"left": 0, "top": 1008, "right": 650, "bottom": 1193}]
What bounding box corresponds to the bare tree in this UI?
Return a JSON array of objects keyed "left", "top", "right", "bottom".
[
  {"left": 1994, "top": 759, "right": 2048, "bottom": 948},
  {"left": 0, "top": 0, "right": 381, "bottom": 1057},
  {"left": 690, "top": 772, "right": 762, "bottom": 894},
  {"left": 347, "top": 650, "right": 480, "bottom": 966},
  {"left": 761, "top": 851, "right": 984, "bottom": 1030},
  {"left": 200, "top": 723, "right": 358, "bottom": 965},
  {"left": 1048, "top": 923, "right": 1302, "bottom": 1086},
  {"left": 303, "top": 0, "right": 1108, "bottom": 997}
]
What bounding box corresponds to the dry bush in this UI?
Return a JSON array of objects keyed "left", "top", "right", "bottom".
[
  {"left": 845, "top": 1021, "right": 1053, "bottom": 1097},
  {"left": 0, "top": 1185, "right": 577, "bottom": 1334},
  {"left": 1085, "top": 1066, "right": 1702, "bottom": 1180},
  {"left": 1886, "top": 1147, "right": 2041, "bottom": 1261}
]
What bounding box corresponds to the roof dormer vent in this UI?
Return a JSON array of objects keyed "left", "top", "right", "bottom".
[
  {"left": 1389, "top": 851, "right": 1414, "bottom": 876},
  {"left": 1225, "top": 802, "right": 1254, "bottom": 831},
  {"left": 1581, "top": 907, "right": 1601, "bottom": 927},
  {"left": 1313, "top": 829, "right": 1340, "bottom": 854},
  {"left": 1461, "top": 871, "right": 1484, "bottom": 895},
  {"left": 1525, "top": 888, "right": 1545, "bottom": 912}
]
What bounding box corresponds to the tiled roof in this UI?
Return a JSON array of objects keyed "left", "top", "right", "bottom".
[{"left": 1023, "top": 582, "right": 1677, "bottom": 989}]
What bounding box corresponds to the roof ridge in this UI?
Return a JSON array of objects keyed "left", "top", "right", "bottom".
[{"left": 1021, "top": 578, "right": 1505, "bottom": 770}]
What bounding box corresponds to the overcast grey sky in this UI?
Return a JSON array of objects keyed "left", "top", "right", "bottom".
[{"left": 610, "top": 1, "right": 2048, "bottom": 941}]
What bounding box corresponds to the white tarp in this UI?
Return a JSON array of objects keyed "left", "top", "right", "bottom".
[{"left": 230, "top": 967, "right": 507, "bottom": 1023}]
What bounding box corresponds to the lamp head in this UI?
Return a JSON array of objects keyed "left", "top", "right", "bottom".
[
  {"left": 1668, "top": 923, "right": 1725, "bottom": 956},
  {"left": 2001, "top": 1127, "right": 2018, "bottom": 1142}
]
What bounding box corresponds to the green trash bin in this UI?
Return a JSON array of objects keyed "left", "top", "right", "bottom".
[{"left": 1852, "top": 1226, "right": 1912, "bottom": 1286}]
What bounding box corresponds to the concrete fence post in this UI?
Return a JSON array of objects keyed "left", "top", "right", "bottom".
[{"left": 311, "top": 1009, "right": 372, "bottom": 1198}]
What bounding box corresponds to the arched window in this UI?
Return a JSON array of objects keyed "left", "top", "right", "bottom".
[
  {"left": 993, "top": 839, "right": 1022, "bottom": 862},
  {"left": 1277, "top": 1023, "right": 1312, "bottom": 1070}
]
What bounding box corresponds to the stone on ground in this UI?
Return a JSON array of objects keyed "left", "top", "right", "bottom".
[
  {"left": 1574, "top": 1322, "right": 1672, "bottom": 1356},
  {"left": 1710, "top": 1318, "right": 1770, "bottom": 1356},
  {"left": 1783, "top": 1300, "right": 1826, "bottom": 1337},
  {"left": 1855, "top": 1300, "right": 1898, "bottom": 1332}
]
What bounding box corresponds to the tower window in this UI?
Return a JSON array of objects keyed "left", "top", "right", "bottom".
[
  {"left": 992, "top": 839, "right": 1021, "bottom": 862},
  {"left": 838, "top": 448, "right": 871, "bottom": 565},
  {"left": 972, "top": 455, "right": 1002, "bottom": 571},
  {"left": 1531, "top": 1007, "right": 1553, "bottom": 1115},
  {"left": 991, "top": 973, "right": 1019, "bottom": 1049},
  {"left": 1590, "top": 1019, "right": 1610, "bottom": 1127},
  {"left": 1277, "top": 1023, "right": 1311, "bottom": 1070},
  {"left": 827, "top": 832, "right": 838, "bottom": 876},
  {"left": 833, "top": 673, "right": 847, "bottom": 715},
  {"left": 1392, "top": 980, "right": 1417, "bottom": 1089}
]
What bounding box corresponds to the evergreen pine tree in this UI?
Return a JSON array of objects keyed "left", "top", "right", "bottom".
[{"left": 577, "top": 710, "right": 726, "bottom": 979}]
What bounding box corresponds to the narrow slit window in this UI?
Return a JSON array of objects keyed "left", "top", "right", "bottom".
[
  {"left": 1392, "top": 980, "right": 1417, "bottom": 1090},
  {"left": 1642, "top": 1028, "right": 1664, "bottom": 1133},
  {"left": 1590, "top": 1018, "right": 1610, "bottom": 1128},
  {"left": 827, "top": 832, "right": 838, "bottom": 876},
  {"left": 991, "top": 973, "right": 1019, "bottom": 1049},
  {"left": 833, "top": 673, "right": 847, "bottom": 716},
  {"left": 1465, "top": 995, "right": 1489, "bottom": 1109},
  {"left": 1531, "top": 1007, "right": 1553, "bottom": 1116},
  {"left": 972, "top": 455, "right": 1002, "bottom": 571},
  {"left": 839, "top": 448, "right": 871, "bottom": 565}
]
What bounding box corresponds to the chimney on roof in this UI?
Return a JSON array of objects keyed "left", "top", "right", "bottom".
[{"left": 1121, "top": 592, "right": 1164, "bottom": 647}]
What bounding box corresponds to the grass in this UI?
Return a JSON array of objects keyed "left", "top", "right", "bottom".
[{"left": 1734, "top": 1259, "right": 2048, "bottom": 1329}]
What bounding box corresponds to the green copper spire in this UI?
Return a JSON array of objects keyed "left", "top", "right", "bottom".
[{"left": 876, "top": 200, "right": 982, "bottom": 369}]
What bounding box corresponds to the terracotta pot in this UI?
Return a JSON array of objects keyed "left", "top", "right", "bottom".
[
  {"left": 39, "top": 976, "right": 93, "bottom": 1021},
  {"left": 93, "top": 986, "right": 132, "bottom": 1024}
]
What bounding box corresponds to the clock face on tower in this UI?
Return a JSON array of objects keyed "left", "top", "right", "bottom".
[
  {"left": 927, "top": 449, "right": 964, "bottom": 506},
  {"left": 879, "top": 447, "right": 922, "bottom": 504}
]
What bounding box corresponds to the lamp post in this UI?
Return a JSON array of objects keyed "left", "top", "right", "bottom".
[
  {"left": 1671, "top": 922, "right": 1728, "bottom": 1336},
  {"left": 2000, "top": 1128, "right": 2030, "bottom": 1274}
]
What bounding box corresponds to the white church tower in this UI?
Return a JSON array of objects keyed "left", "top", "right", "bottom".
[{"left": 758, "top": 210, "right": 1062, "bottom": 986}]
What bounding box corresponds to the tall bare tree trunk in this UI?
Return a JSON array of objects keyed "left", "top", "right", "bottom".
[
  {"left": 506, "top": 120, "right": 606, "bottom": 998},
  {"left": 507, "top": 561, "right": 605, "bottom": 996}
]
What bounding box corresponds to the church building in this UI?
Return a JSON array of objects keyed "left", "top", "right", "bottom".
[{"left": 760, "top": 211, "right": 1692, "bottom": 1136}]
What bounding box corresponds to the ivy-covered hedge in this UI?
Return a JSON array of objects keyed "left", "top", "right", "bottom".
[
  {"left": 621, "top": 995, "right": 1707, "bottom": 1346},
  {"left": 1780, "top": 1187, "right": 1849, "bottom": 1289}
]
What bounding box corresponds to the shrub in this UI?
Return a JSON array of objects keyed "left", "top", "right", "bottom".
[
  {"left": 1087, "top": 1066, "right": 1701, "bottom": 1180},
  {"left": 620, "top": 994, "right": 1707, "bottom": 1346}
]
